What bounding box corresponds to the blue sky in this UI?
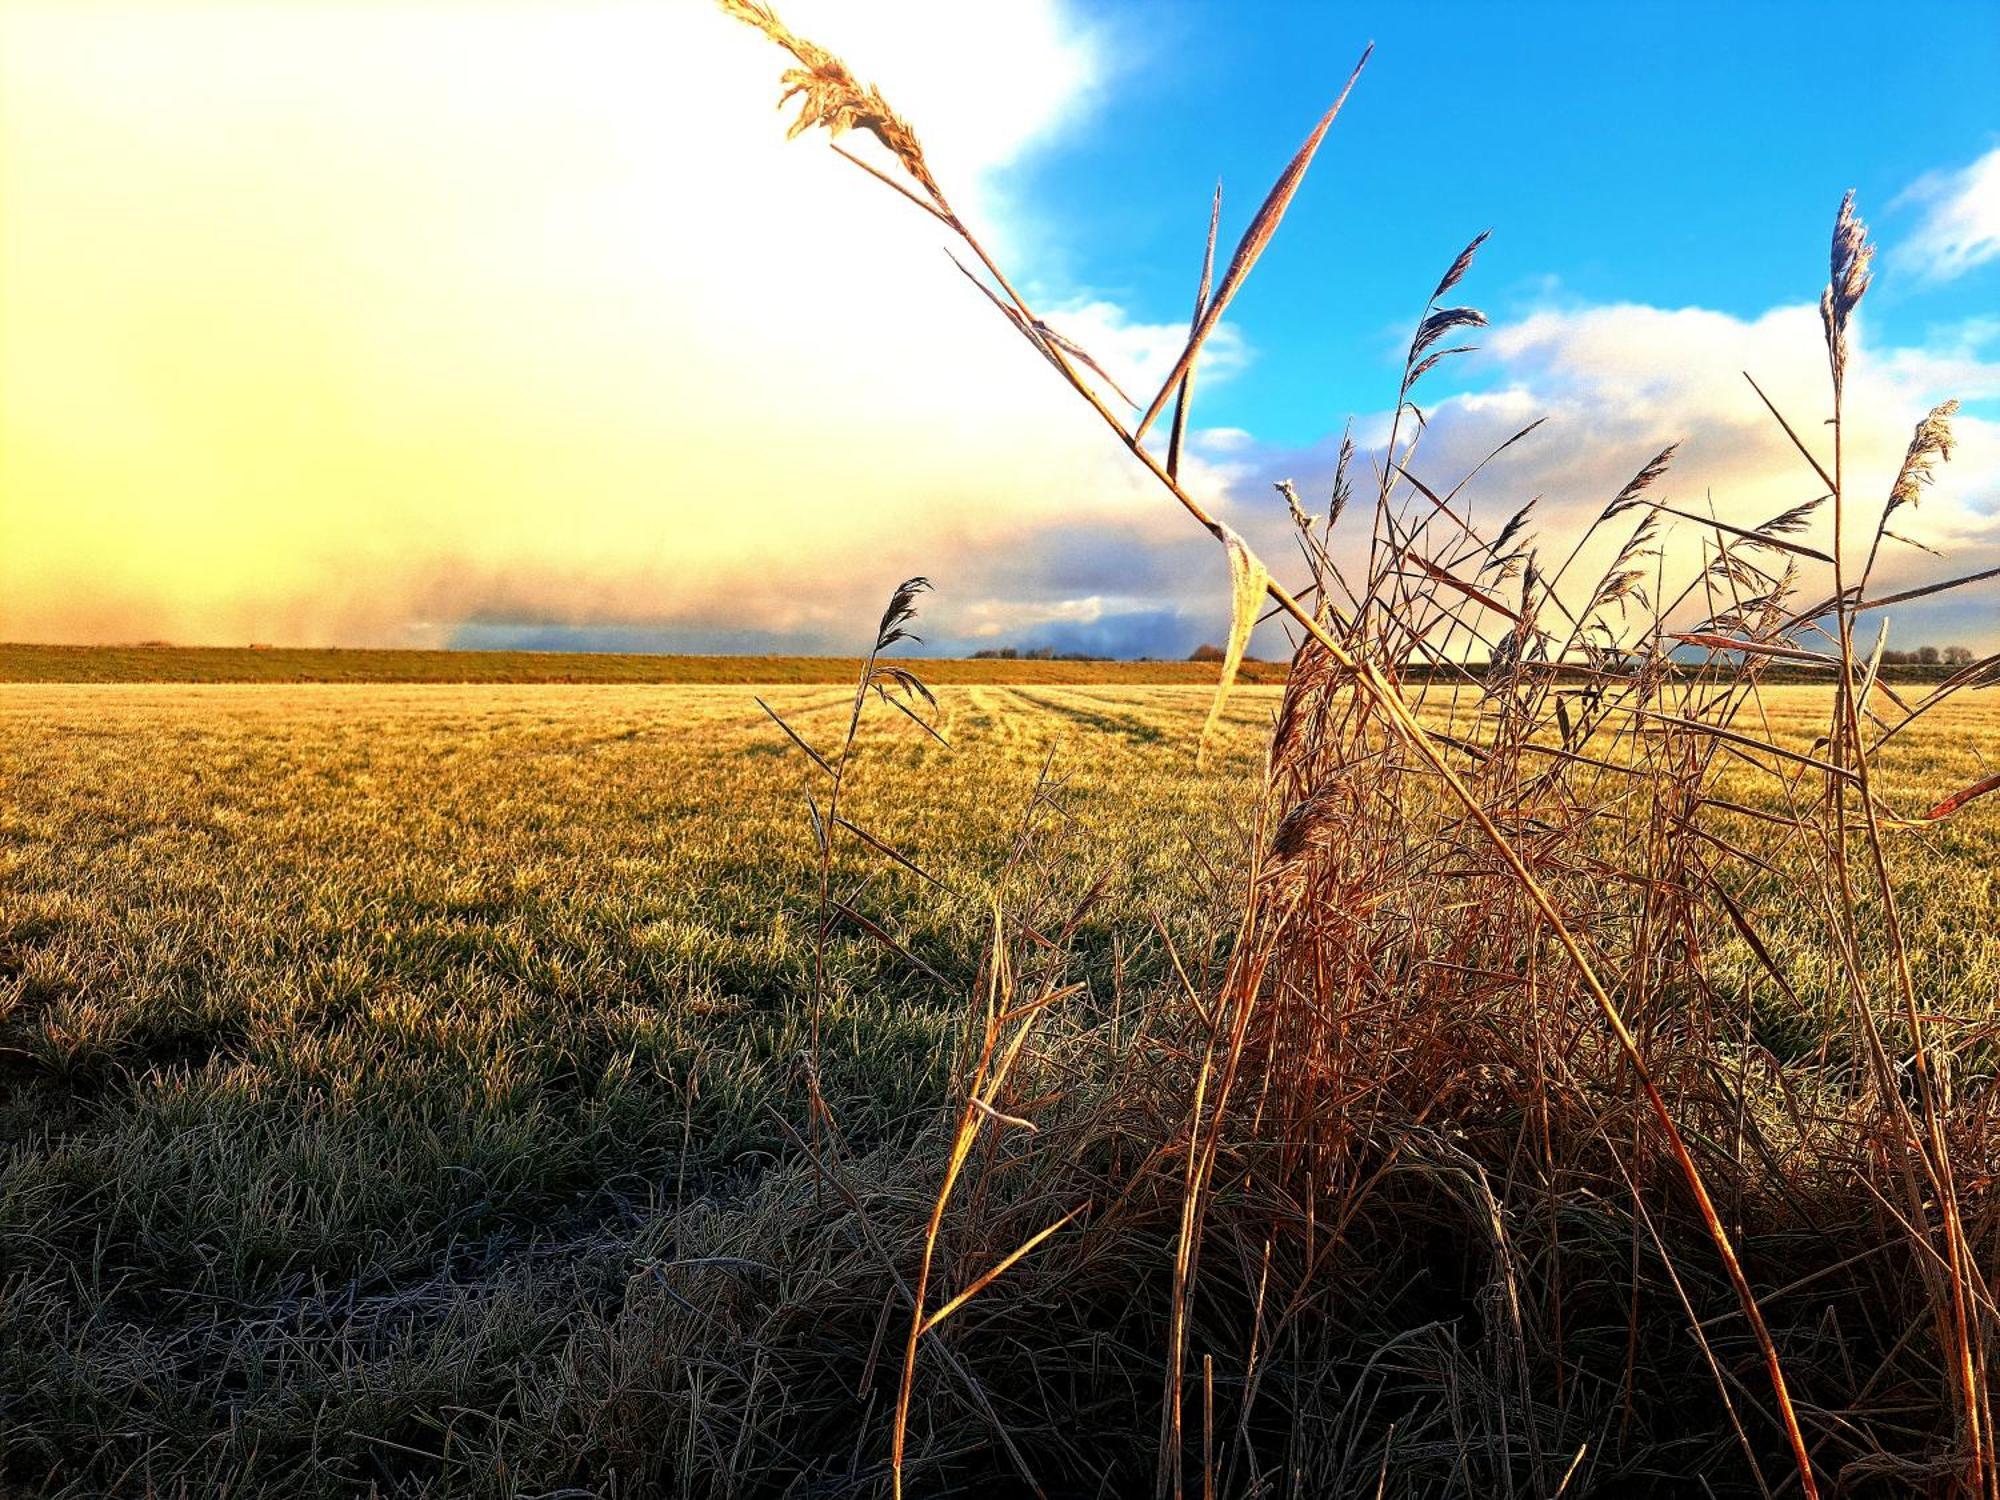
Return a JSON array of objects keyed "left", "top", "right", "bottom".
[
  {"left": 1005, "top": 0, "right": 2000, "bottom": 444},
  {"left": 4, "top": 0, "right": 1995, "bottom": 656}
]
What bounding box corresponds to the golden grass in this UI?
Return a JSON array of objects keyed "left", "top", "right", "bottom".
[{"left": 3, "top": 680, "right": 1997, "bottom": 1492}]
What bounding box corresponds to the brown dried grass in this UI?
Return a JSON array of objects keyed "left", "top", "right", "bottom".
[{"left": 731, "top": 5, "right": 2000, "bottom": 1494}]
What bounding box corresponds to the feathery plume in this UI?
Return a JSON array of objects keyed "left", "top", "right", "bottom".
[
  {"left": 718, "top": 0, "right": 949, "bottom": 212},
  {"left": 1328, "top": 425, "right": 1356, "bottom": 532},
  {"left": 1601, "top": 444, "right": 1678, "bottom": 519},
  {"left": 1410, "top": 306, "right": 1487, "bottom": 363},
  {"left": 1431, "top": 229, "right": 1491, "bottom": 302},
  {"left": 874, "top": 576, "right": 931, "bottom": 652},
  {"left": 1276, "top": 478, "right": 1314, "bottom": 533},
  {"left": 1887, "top": 400, "right": 1959, "bottom": 517},
  {"left": 1821, "top": 191, "right": 1873, "bottom": 391},
  {"left": 1753, "top": 494, "right": 1829, "bottom": 538}
]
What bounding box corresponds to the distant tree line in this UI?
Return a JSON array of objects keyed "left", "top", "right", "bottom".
[
  {"left": 1877, "top": 645, "right": 1975, "bottom": 666},
  {"left": 970, "top": 645, "right": 1112, "bottom": 661},
  {"left": 970, "top": 643, "right": 1273, "bottom": 664},
  {"left": 971, "top": 643, "right": 1977, "bottom": 669}
]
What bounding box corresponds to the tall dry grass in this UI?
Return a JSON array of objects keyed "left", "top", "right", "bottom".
[{"left": 728, "top": 5, "right": 2000, "bottom": 1494}]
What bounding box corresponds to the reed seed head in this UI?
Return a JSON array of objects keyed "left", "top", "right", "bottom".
[{"left": 718, "top": 0, "right": 948, "bottom": 210}]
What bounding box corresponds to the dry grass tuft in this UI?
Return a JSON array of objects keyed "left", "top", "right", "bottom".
[{"left": 731, "top": 3, "right": 2000, "bottom": 1496}]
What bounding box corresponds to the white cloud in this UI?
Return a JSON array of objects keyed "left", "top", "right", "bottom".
[
  {"left": 1193, "top": 426, "right": 1254, "bottom": 453},
  {"left": 1892, "top": 146, "right": 2000, "bottom": 284},
  {"left": 1231, "top": 296, "right": 2000, "bottom": 653},
  {"left": 1, "top": 0, "right": 1240, "bottom": 653}
]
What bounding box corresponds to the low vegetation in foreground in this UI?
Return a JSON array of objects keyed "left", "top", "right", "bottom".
[
  {"left": 0, "top": 682, "right": 1269, "bottom": 1494},
  {"left": 3, "top": 682, "right": 1997, "bottom": 1495}
]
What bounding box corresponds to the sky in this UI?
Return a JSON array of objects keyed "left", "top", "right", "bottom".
[{"left": 3, "top": 0, "right": 1997, "bottom": 658}]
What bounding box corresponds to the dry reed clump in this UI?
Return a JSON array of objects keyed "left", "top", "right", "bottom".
[{"left": 730, "top": 4, "right": 2000, "bottom": 1495}]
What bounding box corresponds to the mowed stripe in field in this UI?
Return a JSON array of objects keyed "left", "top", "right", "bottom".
[{"left": 5, "top": 678, "right": 1990, "bottom": 795}]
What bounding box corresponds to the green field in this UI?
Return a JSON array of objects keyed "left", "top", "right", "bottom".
[{"left": 3, "top": 681, "right": 1997, "bottom": 1495}]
